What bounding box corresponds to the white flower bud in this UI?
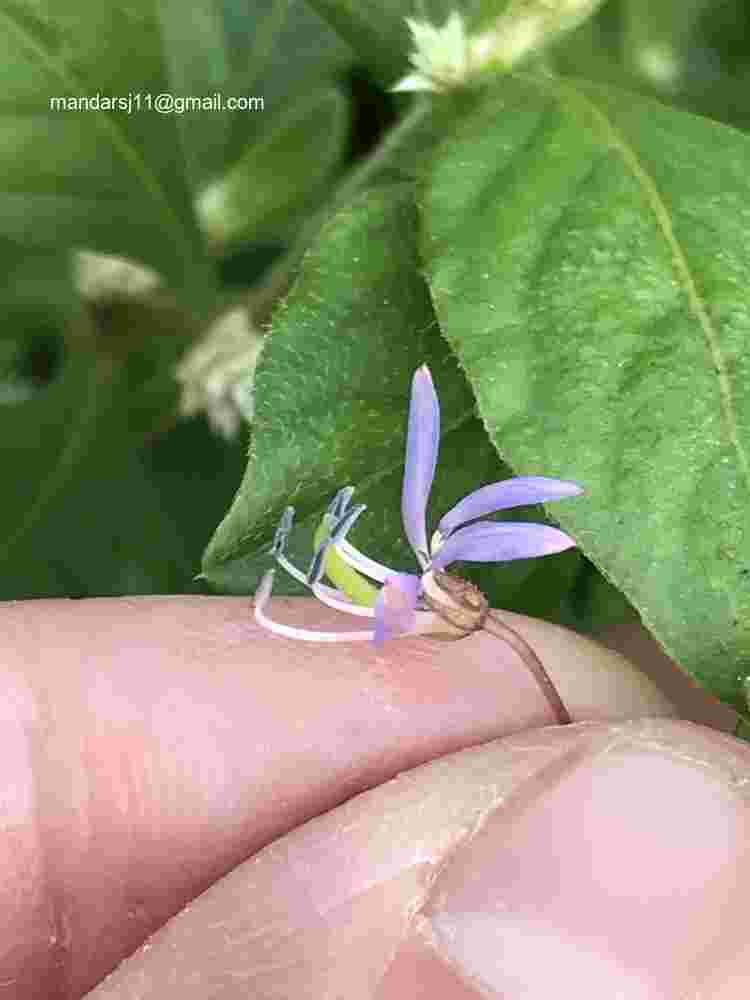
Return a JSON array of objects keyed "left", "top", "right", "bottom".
[{"left": 174, "top": 305, "right": 263, "bottom": 439}]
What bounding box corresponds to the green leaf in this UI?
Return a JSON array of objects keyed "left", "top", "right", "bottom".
[
  {"left": 0, "top": 316, "right": 247, "bottom": 598},
  {"left": 1, "top": 243, "right": 82, "bottom": 343},
  {"left": 202, "top": 184, "right": 475, "bottom": 590},
  {"left": 0, "top": 0, "right": 219, "bottom": 298},
  {"left": 422, "top": 73, "right": 750, "bottom": 711},
  {"left": 197, "top": 87, "right": 349, "bottom": 249},
  {"left": 202, "top": 184, "right": 584, "bottom": 625},
  {"left": 207, "top": 0, "right": 353, "bottom": 179}
]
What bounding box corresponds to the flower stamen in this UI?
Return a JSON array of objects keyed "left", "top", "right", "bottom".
[
  {"left": 254, "top": 570, "right": 377, "bottom": 642},
  {"left": 335, "top": 538, "right": 393, "bottom": 583},
  {"left": 307, "top": 503, "right": 368, "bottom": 586}
]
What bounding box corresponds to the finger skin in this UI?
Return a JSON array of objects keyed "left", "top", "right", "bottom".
[
  {"left": 598, "top": 620, "right": 740, "bottom": 733},
  {"left": 88, "top": 719, "right": 750, "bottom": 999},
  {"left": 1, "top": 596, "right": 674, "bottom": 998}
]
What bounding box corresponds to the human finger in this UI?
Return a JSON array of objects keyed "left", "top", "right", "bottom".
[
  {"left": 87, "top": 717, "right": 750, "bottom": 999},
  {"left": 1, "top": 595, "right": 675, "bottom": 997}
]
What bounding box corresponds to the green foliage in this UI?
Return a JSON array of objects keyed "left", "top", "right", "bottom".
[
  {"left": 197, "top": 87, "right": 348, "bottom": 248},
  {"left": 203, "top": 185, "right": 479, "bottom": 590},
  {"left": 6, "top": 0, "right": 750, "bottom": 721},
  {"left": 0, "top": 300, "right": 246, "bottom": 598},
  {"left": 0, "top": 0, "right": 208, "bottom": 298},
  {"left": 0, "top": 0, "right": 351, "bottom": 301},
  {"left": 0, "top": 0, "right": 352, "bottom": 600},
  {"left": 202, "top": 186, "right": 577, "bottom": 619},
  {"left": 422, "top": 73, "right": 750, "bottom": 710}
]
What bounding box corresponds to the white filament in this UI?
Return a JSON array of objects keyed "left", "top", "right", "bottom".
[{"left": 254, "top": 570, "right": 375, "bottom": 642}]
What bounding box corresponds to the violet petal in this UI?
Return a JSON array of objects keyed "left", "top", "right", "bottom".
[
  {"left": 438, "top": 476, "right": 583, "bottom": 539},
  {"left": 373, "top": 573, "right": 421, "bottom": 645},
  {"left": 401, "top": 365, "right": 440, "bottom": 567},
  {"left": 431, "top": 520, "right": 577, "bottom": 570}
]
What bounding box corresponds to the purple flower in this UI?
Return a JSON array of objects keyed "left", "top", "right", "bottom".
[{"left": 254, "top": 365, "right": 583, "bottom": 644}]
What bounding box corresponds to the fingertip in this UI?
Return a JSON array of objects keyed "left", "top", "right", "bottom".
[{"left": 87, "top": 720, "right": 750, "bottom": 999}]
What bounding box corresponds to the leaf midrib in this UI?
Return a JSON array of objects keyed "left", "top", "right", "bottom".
[{"left": 530, "top": 72, "right": 750, "bottom": 494}]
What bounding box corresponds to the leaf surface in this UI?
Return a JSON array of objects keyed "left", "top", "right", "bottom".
[
  {"left": 423, "top": 73, "right": 750, "bottom": 709},
  {"left": 202, "top": 184, "right": 581, "bottom": 627}
]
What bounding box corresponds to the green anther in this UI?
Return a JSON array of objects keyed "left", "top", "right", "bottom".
[{"left": 313, "top": 518, "right": 379, "bottom": 608}]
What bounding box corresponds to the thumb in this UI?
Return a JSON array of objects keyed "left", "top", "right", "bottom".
[{"left": 88, "top": 717, "right": 750, "bottom": 999}]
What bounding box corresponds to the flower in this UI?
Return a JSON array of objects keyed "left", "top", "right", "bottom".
[
  {"left": 392, "top": 12, "right": 472, "bottom": 94},
  {"left": 392, "top": 2, "right": 607, "bottom": 94},
  {"left": 254, "top": 365, "right": 583, "bottom": 644},
  {"left": 175, "top": 306, "right": 264, "bottom": 440}
]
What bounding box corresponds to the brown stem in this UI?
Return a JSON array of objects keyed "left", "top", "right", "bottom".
[{"left": 483, "top": 611, "right": 572, "bottom": 725}]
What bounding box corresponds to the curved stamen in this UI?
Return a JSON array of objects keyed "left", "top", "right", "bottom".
[
  {"left": 254, "top": 570, "right": 377, "bottom": 642},
  {"left": 254, "top": 571, "right": 443, "bottom": 642},
  {"left": 328, "top": 485, "right": 355, "bottom": 520},
  {"left": 270, "top": 506, "right": 295, "bottom": 557},
  {"left": 335, "top": 539, "right": 394, "bottom": 583},
  {"left": 331, "top": 503, "right": 368, "bottom": 543},
  {"left": 307, "top": 503, "right": 367, "bottom": 585},
  {"left": 276, "top": 551, "right": 309, "bottom": 586},
  {"left": 312, "top": 581, "right": 376, "bottom": 617},
  {"left": 275, "top": 551, "right": 349, "bottom": 604},
  {"left": 272, "top": 539, "right": 351, "bottom": 604}
]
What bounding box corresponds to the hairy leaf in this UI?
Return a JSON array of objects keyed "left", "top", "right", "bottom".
[
  {"left": 203, "top": 185, "right": 474, "bottom": 590},
  {"left": 202, "top": 185, "right": 576, "bottom": 616},
  {"left": 422, "top": 73, "right": 750, "bottom": 710}
]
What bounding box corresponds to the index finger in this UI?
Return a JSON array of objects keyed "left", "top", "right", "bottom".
[{"left": 2, "top": 594, "right": 675, "bottom": 997}]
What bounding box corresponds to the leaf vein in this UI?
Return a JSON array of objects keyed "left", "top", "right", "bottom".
[{"left": 556, "top": 76, "right": 750, "bottom": 493}]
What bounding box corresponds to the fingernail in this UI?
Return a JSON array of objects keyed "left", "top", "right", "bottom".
[{"left": 423, "top": 725, "right": 750, "bottom": 996}]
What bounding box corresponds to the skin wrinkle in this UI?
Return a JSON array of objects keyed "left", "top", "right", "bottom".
[
  {"left": 82, "top": 717, "right": 750, "bottom": 999},
  {"left": 372, "top": 735, "right": 597, "bottom": 996},
  {"left": 418, "top": 721, "right": 750, "bottom": 997}
]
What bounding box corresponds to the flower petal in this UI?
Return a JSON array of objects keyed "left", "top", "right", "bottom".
[
  {"left": 373, "top": 573, "right": 421, "bottom": 645},
  {"left": 430, "top": 521, "right": 577, "bottom": 570},
  {"left": 437, "top": 476, "right": 584, "bottom": 539},
  {"left": 401, "top": 365, "right": 440, "bottom": 567}
]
